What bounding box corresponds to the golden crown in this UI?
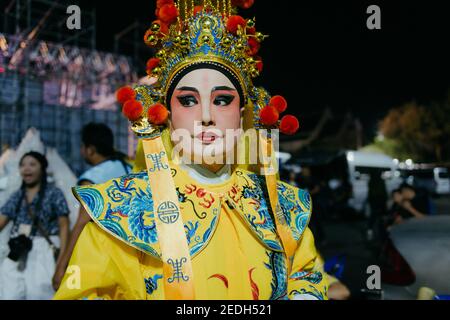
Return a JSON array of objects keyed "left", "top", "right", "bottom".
[{"left": 144, "top": 0, "right": 266, "bottom": 104}]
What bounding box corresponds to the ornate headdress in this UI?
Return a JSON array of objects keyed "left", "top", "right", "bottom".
[{"left": 116, "top": 0, "right": 300, "bottom": 136}]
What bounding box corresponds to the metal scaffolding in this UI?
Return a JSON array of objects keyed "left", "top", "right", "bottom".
[
  {"left": 2, "top": 0, "right": 96, "bottom": 49},
  {"left": 0, "top": 0, "right": 143, "bottom": 175}
]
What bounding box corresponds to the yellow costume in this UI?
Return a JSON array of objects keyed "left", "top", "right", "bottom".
[
  {"left": 55, "top": 0, "right": 328, "bottom": 300},
  {"left": 55, "top": 160, "right": 327, "bottom": 300}
]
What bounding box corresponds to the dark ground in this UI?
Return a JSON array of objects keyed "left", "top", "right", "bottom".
[
  {"left": 319, "top": 216, "right": 379, "bottom": 299},
  {"left": 317, "top": 195, "right": 450, "bottom": 300}
]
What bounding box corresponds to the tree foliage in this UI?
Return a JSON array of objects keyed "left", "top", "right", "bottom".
[{"left": 377, "top": 94, "right": 450, "bottom": 162}]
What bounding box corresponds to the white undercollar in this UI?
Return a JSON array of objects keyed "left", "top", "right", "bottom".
[{"left": 179, "top": 162, "right": 232, "bottom": 185}]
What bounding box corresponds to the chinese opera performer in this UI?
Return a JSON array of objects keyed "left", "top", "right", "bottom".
[{"left": 55, "top": 0, "right": 328, "bottom": 300}]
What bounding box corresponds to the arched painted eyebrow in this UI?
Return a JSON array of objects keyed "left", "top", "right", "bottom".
[
  {"left": 212, "top": 86, "right": 236, "bottom": 92},
  {"left": 176, "top": 86, "right": 199, "bottom": 93}
]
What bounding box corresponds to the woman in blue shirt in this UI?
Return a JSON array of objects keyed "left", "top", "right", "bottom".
[{"left": 0, "top": 151, "right": 70, "bottom": 300}]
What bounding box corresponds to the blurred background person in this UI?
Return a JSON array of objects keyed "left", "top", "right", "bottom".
[
  {"left": 77, "top": 122, "right": 132, "bottom": 185},
  {"left": 328, "top": 175, "right": 353, "bottom": 220},
  {"left": 386, "top": 189, "right": 407, "bottom": 227},
  {"left": 298, "top": 166, "right": 327, "bottom": 246},
  {"left": 52, "top": 123, "right": 132, "bottom": 290},
  {"left": 399, "top": 184, "right": 429, "bottom": 219},
  {"left": 287, "top": 169, "right": 299, "bottom": 187},
  {"left": 0, "top": 152, "right": 69, "bottom": 299}
]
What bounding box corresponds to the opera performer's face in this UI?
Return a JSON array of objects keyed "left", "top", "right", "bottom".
[{"left": 170, "top": 68, "right": 243, "bottom": 167}]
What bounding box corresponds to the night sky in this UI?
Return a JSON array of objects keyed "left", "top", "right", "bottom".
[{"left": 78, "top": 0, "right": 449, "bottom": 133}]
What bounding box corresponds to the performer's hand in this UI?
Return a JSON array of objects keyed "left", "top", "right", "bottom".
[{"left": 328, "top": 281, "right": 351, "bottom": 300}]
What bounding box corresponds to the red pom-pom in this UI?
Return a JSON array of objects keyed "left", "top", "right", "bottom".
[
  {"left": 146, "top": 58, "right": 160, "bottom": 74},
  {"left": 232, "top": 0, "right": 254, "bottom": 9},
  {"left": 246, "top": 26, "right": 256, "bottom": 35},
  {"left": 255, "top": 56, "right": 263, "bottom": 73},
  {"left": 259, "top": 106, "right": 279, "bottom": 126},
  {"left": 280, "top": 115, "right": 300, "bottom": 135},
  {"left": 226, "top": 15, "right": 246, "bottom": 35},
  {"left": 122, "top": 100, "right": 144, "bottom": 121},
  {"left": 148, "top": 103, "right": 169, "bottom": 125},
  {"left": 193, "top": 5, "right": 203, "bottom": 16},
  {"left": 270, "top": 95, "right": 287, "bottom": 113},
  {"left": 157, "top": 0, "right": 173, "bottom": 9},
  {"left": 116, "top": 86, "right": 136, "bottom": 104},
  {"left": 247, "top": 37, "right": 260, "bottom": 56},
  {"left": 158, "top": 4, "right": 178, "bottom": 24}
]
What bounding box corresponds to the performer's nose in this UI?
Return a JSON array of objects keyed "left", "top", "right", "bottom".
[
  {"left": 201, "top": 100, "right": 214, "bottom": 126},
  {"left": 202, "top": 120, "right": 215, "bottom": 126}
]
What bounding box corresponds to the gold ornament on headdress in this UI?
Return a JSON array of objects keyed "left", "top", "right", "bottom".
[{"left": 145, "top": 0, "right": 266, "bottom": 106}]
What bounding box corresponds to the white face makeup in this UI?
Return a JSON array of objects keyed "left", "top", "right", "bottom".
[{"left": 170, "top": 68, "right": 243, "bottom": 167}]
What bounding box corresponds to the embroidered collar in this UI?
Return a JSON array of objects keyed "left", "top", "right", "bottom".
[{"left": 73, "top": 163, "right": 312, "bottom": 260}]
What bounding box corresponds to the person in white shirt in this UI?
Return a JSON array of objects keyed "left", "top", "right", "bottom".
[{"left": 52, "top": 123, "right": 131, "bottom": 290}]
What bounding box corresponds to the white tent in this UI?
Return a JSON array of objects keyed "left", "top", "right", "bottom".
[{"left": 46, "top": 147, "right": 80, "bottom": 226}]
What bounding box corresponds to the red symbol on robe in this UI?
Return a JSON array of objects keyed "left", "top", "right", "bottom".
[
  {"left": 248, "top": 268, "right": 260, "bottom": 300},
  {"left": 196, "top": 188, "right": 207, "bottom": 198},
  {"left": 228, "top": 184, "right": 242, "bottom": 203},
  {"left": 208, "top": 269, "right": 259, "bottom": 300},
  {"left": 184, "top": 184, "right": 197, "bottom": 194},
  {"left": 199, "top": 193, "right": 215, "bottom": 209},
  {"left": 111, "top": 210, "right": 127, "bottom": 218},
  {"left": 208, "top": 274, "right": 229, "bottom": 288}
]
